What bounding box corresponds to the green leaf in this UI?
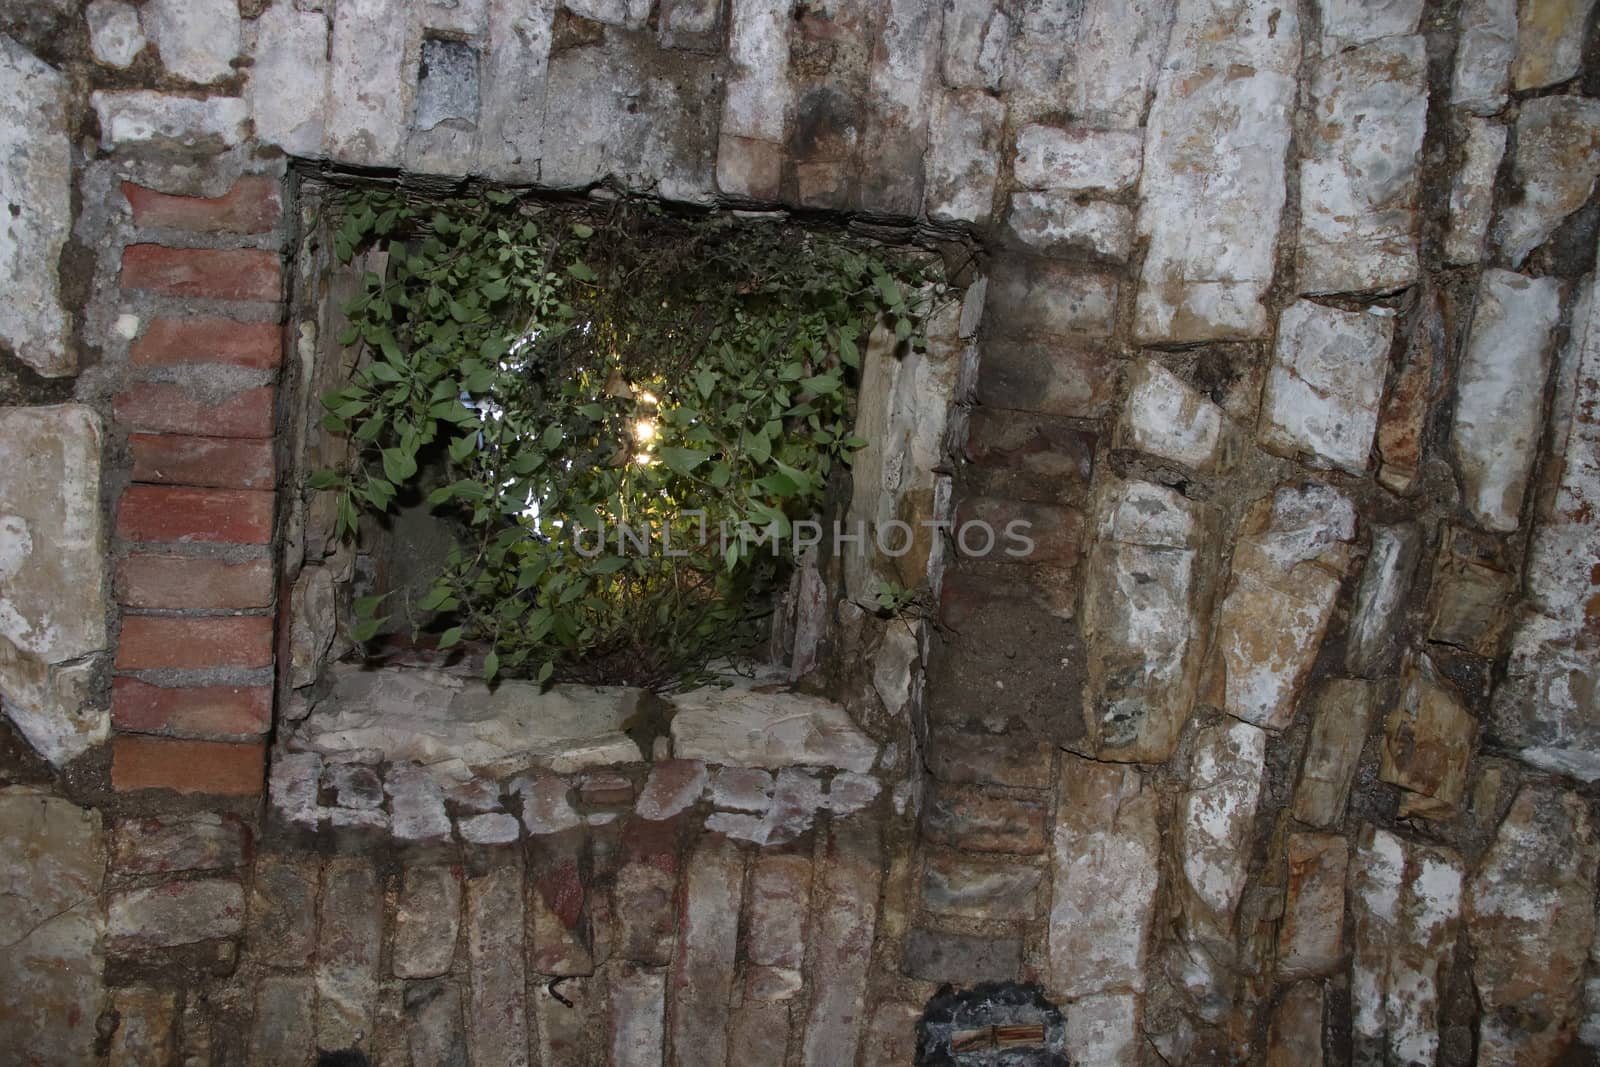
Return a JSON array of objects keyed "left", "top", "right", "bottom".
[
  {"left": 307, "top": 469, "right": 343, "bottom": 490},
  {"left": 437, "top": 626, "right": 463, "bottom": 649},
  {"left": 351, "top": 618, "right": 385, "bottom": 643},
  {"left": 590, "top": 556, "right": 630, "bottom": 574},
  {"left": 800, "top": 373, "right": 841, "bottom": 395},
  {"left": 382, "top": 448, "right": 418, "bottom": 483},
  {"left": 542, "top": 425, "right": 563, "bottom": 450},
  {"left": 875, "top": 272, "right": 904, "bottom": 307},
  {"left": 449, "top": 433, "right": 478, "bottom": 462},
  {"left": 484, "top": 650, "right": 500, "bottom": 682},
  {"left": 659, "top": 447, "right": 709, "bottom": 476},
  {"left": 567, "top": 262, "right": 597, "bottom": 282},
  {"left": 353, "top": 593, "right": 390, "bottom": 618},
  {"left": 537, "top": 659, "right": 554, "bottom": 684},
  {"left": 571, "top": 222, "right": 594, "bottom": 239}
]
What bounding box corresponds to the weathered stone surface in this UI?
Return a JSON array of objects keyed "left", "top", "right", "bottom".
[
  {"left": 0, "top": 436, "right": 107, "bottom": 755},
  {"left": 475, "top": 0, "right": 554, "bottom": 181},
  {"left": 1493, "top": 266, "right": 1600, "bottom": 779},
  {"left": 542, "top": 35, "right": 717, "bottom": 202},
  {"left": 1119, "top": 359, "right": 1230, "bottom": 471},
  {"left": 1452, "top": 270, "right": 1562, "bottom": 531},
  {"left": 394, "top": 866, "right": 461, "bottom": 979},
  {"left": 717, "top": 0, "right": 789, "bottom": 192},
  {"left": 142, "top": 0, "right": 239, "bottom": 83},
  {"left": 269, "top": 750, "right": 321, "bottom": 830},
  {"left": 460, "top": 811, "right": 520, "bottom": 844},
  {"left": 1005, "top": 193, "right": 1133, "bottom": 261},
  {"left": 1135, "top": 0, "right": 1301, "bottom": 341},
  {"left": 1068, "top": 0, "right": 1176, "bottom": 127},
  {"left": 616, "top": 855, "right": 678, "bottom": 967},
  {"left": 1297, "top": 36, "right": 1427, "bottom": 295},
  {"left": 87, "top": 0, "right": 146, "bottom": 67},
  {"left": 108, "top": 879, "right": 244, "bottom": 951},
  {"left": 1292, "top": 678, "right": 1377, "bottom": 827},
  {"left": 800, "top": 821, "right": 881, "bottom": 1067},
  {"left": 1350, "top": 827, "right": 1463, "bottom": 1065},
  {"left": 744, "top": 850, "right": 810, "bottom": 999},
  {"left": 1317, "top": 0, "right": 1423, "bottom": 44},
  {"left": 528, "top": 841, "right": 592, "bottom": 976},
  {"left": 385, "top": 763, "right": 453, "bottom": 843},
  {"left": 669, "top": 837, "right": 741, "bottom": 1065},
  {"left": 1497, "top": 97, "right": 1600, "bottom": 266},
  {"left": 1013, "top": 125, "right": 1142, "bottom": 192},
  {"left": 635, "top": 759, "right": 707, "bottom": 820},
  {"left": 566, "top": 0, "right": 650, "bottom": 27},
  {"left": 1446, "top": 117, "right": 1508, "bottom": 266},
  {"left": 111, "top": 813, "right": 246, "bottom": 875},
  {"left": 1050, "top": 755, "right": 1159, "bottom": 998},
  {"left": 923, "top": 851, "right": 1044, "bottom": 919},
  {"left": 512, "top": 771, "right": 581, "bottom": 835},
  {"left": 92, "top": 90, "right": 250, "bottom": 150},
  {"left": 404, "top": 979, "right": 467, "bottom": 1067},
  {"left": 250, "top": 854, "right": 317, "bottom": 968},
  {"left": 1380, "top": 656, "right": 1476, "bottom": 820},
  {"left": 1203, "top": 484, "right": 1357, "bottom": 730},
  {"left": 109, "top": 986, "right": 176, "bottom": 1066},
  {"left": 325, "top": 0, "right": 410, "bottom": 165},
  {"left": 0, "top": 788, "right": 105, "bottom": 1064},
  {"left": 466, "top": 865, "right": 529, "bottom": 1067},
  {"left": 1260, "top": 301, "right": 1394, "bottom": 474},
  {"left": 533, "top": 971, "right": 595, "bottom": 1067},
  {"left": 710, "top": 766, "right": 773, "bottom": 811},
  {"left": 987, "top": 257, "right": 1119, "bottom": 339},
  {"left": 1376, "top": 288, "right": 1444, "bottom": 495},
  {"left": 250, "top": 1, "right": 328, "bottom": 159},
  {"left": 325, "top": 761, "right": 383, "bottom": 811},
  {"left": 1277, "top": 832, "right": 1348, "bottom": 977},
  {"left": 1063, "top": 991, "right": 1141, "bottom": 1067},
  {"left": 857, "top": 0, "right": 941, "bottom": 216},
  {"left": 923, "top": 783, "right": 1049, "bottom": 853},
  {"left": 1453, "top": 0, "right": 1517, "bottom": 113},
  {"left": 1346, "top": 524, "right": 1422, "bottom": 675},
  {"left": 904, "top": 927, "right": 1021, "bottom": 983},
  {"left": 926, "top": 731, "right": 1056, "bottom": 789},
  {"left": 250, "top": 975, "right": 314, "bottom": 1066},
  {"left": 610, "top": 965, "right": 666, "bottom": 1067},
  {"left": 668, "top": 686, "right": 878, "bottom": 771},
  {"left": 1428, "top": 526, "right": 1516, "bottom": 655},
  {"left": 316, "top": 859, "right": 381, "bottom": 1050},
  {"left": 925, "top": 90, "right": 1004, "bottom": 223},
  {"left": 1511, "top": 0, "right": 1597, "bottom": 89},
  {"left": 1080, "top": 478, "right": 1211, "bottom": 762},
  {"left": 1267, "top": 982, "right": 1325, "bottom": 1067},
  {"left": 301, "top": 666, "right": 643, "bottom": 777},
  {"left": 942, "top": 0, "right": 1009, "bottom": 89},
  {"left": 1468, "top": 785, "right": 1599, "bottom": 1063},
  {"left": 1180, "top": 721, "right": 1266, "bottom": 925},
  {"left": 0, "top": 44, "right": 70, "bottom": 377}
]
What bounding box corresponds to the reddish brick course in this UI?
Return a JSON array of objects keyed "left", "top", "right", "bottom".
[
  {"left": 116, "top": 614, "right": 275, "bottom": 670},
  {"left": 130, "top": 318, "right": 282, "bottom": 370},
  {"left": 121, "top": 245, "right": 281, "bottom": 302},
  {"left": 117, "top": 554, "right": 275, "bottom": 610},
  {"left": 111, "top": 735, "right": 266, "bottom": 795},
  {"left": 112, "top": 678, "right": 273, "bottom": 738},
  {"left": 114, "top": 382, "right": 276, "bottom": 438},
  {"left": 123, "top": 177, "right": 282, "bottom": 234},
  {"left": 131, "top": 434, "right": 275, "bottom": 490},
  {"left": 118, "top": 485, "right": 274, "bottom": 545}
]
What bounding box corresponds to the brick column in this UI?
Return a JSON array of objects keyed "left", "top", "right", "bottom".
[{"left": 108, "top": 177, "right": 286, "bottom": 796}]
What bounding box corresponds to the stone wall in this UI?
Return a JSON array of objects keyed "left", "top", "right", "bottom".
[{"left": 4, "top": 0, "right": 1600, "bottom": 1063}]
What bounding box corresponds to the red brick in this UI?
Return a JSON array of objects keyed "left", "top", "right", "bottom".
[
  {"left": 130, "top": 318, "right": 282, "bottom": 370},
  {"left": 116, "top": 614, "right": 275, "bottom": 670},
  {"left": 112, "top": 677, "right": 272, "bottom": 738},
  {"left": 123, "top": 177, "right": 282, "bottom": 234},
  {"left": 114, "top": 382, "right": 275, "bottom": 438},
  {"left": 111, "top": 735, "right": 266, "bottom": 795},
  {"left": 131, "top": 434, "right": 275, "bottom": 489},
  {"left": 117, "top": 554, "right": 275, "bottom": 610},
  {"left": 118, "top": 486, "right": 274, "bottom": 545},
  {"left": 121, "top": 245, "right": 281, "bottom": 302}
]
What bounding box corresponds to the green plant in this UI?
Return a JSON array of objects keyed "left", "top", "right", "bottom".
[{"left": 314, "top": 188, "right": 941, "bottom": 689}]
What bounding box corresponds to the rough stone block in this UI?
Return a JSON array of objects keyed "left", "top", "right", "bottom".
[
  {"left": 1260, "top": 301, "right": 1394, "bottom": 474},
  {"left": 1276, "top": 832, "right": 1348, "bottom": 977},
  {"left": 0, "top": 39, "right": 72, "bottom": 376},
  {"left": 903, "top": 927, "right": 1021, "bottom": 983},
  {"left": 87, "top": 0, "right": 146, "bottom": 68},
  {"left": 1379, "top": 656, "right": 1477, "bottom": 820},
  {"left": 394, "top": 865, "right": 461, "bottom": 979},
  {"left": 110, "top": 812, "right": 246, "bottom": 875},
  {"left": 1291, "top": 678, "right": 1376, "bottom": 828},
  {"left": 1495, "top": 96, "right": 1600, "bottom": 266},
  {"left": 107, "top": 878, "right": 245, "bottom": 951},
  {"left": 922, "top": 783, "right": 1048, "bottom": 854},
  {"left": 316, "top": 858, "right": 382, "bottom": 1052},
  {"left": 91, "top": 90, "right": 249, "bottom": 150},
  {"left": 924, "top": 89, "right": 1004, "bottom": 223},
  {"left": 1013, "top": 125, "right": 1142, "bottom": 192}
]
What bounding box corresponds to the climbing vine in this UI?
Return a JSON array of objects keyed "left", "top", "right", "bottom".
[{"left": 314, "top": 188, "right": 941, "bottom": 689}]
